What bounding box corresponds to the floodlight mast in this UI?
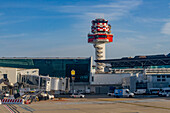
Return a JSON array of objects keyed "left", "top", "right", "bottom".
[{"left": 88, "top": 18, "right": 113, "bottom": 73}]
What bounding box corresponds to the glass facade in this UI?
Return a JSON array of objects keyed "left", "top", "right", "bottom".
[
  {"left": 0, "top": 57, "right": 92, "bottom": 83},
  {"left": 150, "top": 65, "right": 170, "bottom": 68},
  {"left": 112, "top": 65, "right": 170, "bottom": 69}
]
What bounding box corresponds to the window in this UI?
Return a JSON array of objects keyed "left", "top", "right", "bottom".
[
  {"left": 3, "top": 74, "right": 7, "bottom": 79},
  {"left": 92, "top": 76, "right": 94, "bottom": 82},
  {"left": 98, "top": 20, "right": 107, "bottom": 23},
  {"left": 157, "top": 75, "right": 160, "bottom": 78},
  {"left": 100, "top": 35, "right": 107, "bottom": 38},
  {"left": 157, "top": 79, "right": 161, "bottom": 81},
  {"left": 95, "top": 35, "right": 107, "bottom": 38},
  {"left": 126, "top": 90, "right": 129, "bottom": 94},
  {"left": 162, "top": 79, "right": 166, "bottom": 81},
  {"left": 165, "top": 90, "right": 170, "bottom": 93},
  {"left": 95, "top": 35, "right": 99, "bottom": 38},
  {"left": 167, "top": 75, "right": 170, "bottom": 78},
  {"left": 88, "top": 36, "right": 94, "bottom": 38},
  {"left": 162, "top": 75, "right": 165, "bottom": 78}
]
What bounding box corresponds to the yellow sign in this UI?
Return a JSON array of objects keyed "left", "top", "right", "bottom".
[{"left": 71, "top": 70, "right": 75, "bottom": 75}]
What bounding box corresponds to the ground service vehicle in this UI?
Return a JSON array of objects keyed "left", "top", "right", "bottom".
[
  {"left": 48, "top": 94, "right": 54, "bottom": 100},
  {"left": 114, "top": 89, "right": 134, "bottom": 98},
  {"left": 38, "top": 92, "right": 48, "bottom": 100},
  {"left": 159, "top": 88, "right": 170, "bottom": 97},
  {"left": 134, "top": 89, "right": 146, "bottom": 95},
  {"left": 107, "top": 92, "right": 115, "bottom": 96},
  {"left": 148, "top": 88, "right": 161, "bottom": 95},
  {"left": 4, "top": 91, "right": 9, "bottom": 97},
  {"left": 70, "top": 93, "right": 85, "bottom": 98}
]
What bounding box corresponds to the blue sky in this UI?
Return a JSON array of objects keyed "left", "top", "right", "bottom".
[{"left": 0, "top": 0, "right": 169, "bottom": 58}]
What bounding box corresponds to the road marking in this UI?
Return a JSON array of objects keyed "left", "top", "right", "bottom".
[
  {"left": 18, "top": 104, "right": 35, "bottom": 112},
  {"left": 7, "top": 104, "right": 20, "bottom": 113},
  {"left": 3, "top": 105, "right": 14, "bottom": 113}
]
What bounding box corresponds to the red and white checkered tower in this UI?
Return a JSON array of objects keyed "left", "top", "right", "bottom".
[{"left": 88, "top": 18, "right": 113, "bottom": 73}]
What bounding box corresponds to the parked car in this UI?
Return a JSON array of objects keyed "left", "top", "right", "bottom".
[
  {"left": 107, "top": 92, "right": 115, "bottom": 96},
  {"left": 48, "top": 94, "right": 54, "bottom": 100},
  {"left": 158, "top": 88, "right": 170, "bottom": 97},
  {"left": 70, "top": 93, "right": 85, "bottom": 98}
]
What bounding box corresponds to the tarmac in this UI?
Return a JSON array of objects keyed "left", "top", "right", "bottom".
[{"left": 0, "top": 97, "right": 170, "bottom": 113}]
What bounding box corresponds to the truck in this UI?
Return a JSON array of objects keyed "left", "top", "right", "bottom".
[
  {"left": 114, "top": 89, "right": 134, "bottom": 98},
  {"left": 134, "top": 89, "right": 146, "bottom": 95}
]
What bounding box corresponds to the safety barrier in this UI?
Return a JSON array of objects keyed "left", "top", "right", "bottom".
[{"left": 0, "top": 99, "right": 24, "bottom": 104}]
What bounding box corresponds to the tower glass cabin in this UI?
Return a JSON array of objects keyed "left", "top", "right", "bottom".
[{"left": 88, "top": 18, "right": 113, "bottom": 73}]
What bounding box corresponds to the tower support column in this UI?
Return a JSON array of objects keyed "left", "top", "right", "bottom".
[{"left": 94, "top": 43, "right": 105, "bottom": 73}]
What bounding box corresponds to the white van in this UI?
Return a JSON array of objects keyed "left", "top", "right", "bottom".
[
  {"left": 158, "top": 88, "right": 170, "bottom": 97},
  {"left": 114, "top": 89, "right": 134, "bottom": 98},
  {"left": 134, "top": 89, "right": 146, "bottom": 95}
]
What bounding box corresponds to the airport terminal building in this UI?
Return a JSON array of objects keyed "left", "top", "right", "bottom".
[
  {"left": 0, "top": 57, "right": 93, "bottom": 93},
  {"left": 92, "top": 53, "right": 170, "bottom": 93},
  {"left": 0, "top": 54, "right": 170, "bottom": 94}
]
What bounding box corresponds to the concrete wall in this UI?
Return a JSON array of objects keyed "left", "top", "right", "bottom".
[
  {"left": 90, "top": 73, "right": 132, "bottom": 94},
  {"left": 91, "top": 73, "right": 131, "bottom": 85},
  {"left": 0, "top": 67, "right": 17, "bottom": 90},
  {"left": 0, "top": 67, "right": 17, "bottom": 83},
  {"left": 130, "top": 76, "right": 137, "bottom": 92},
  {"left": 122, "top": 76, "right": 137, "bottom": 92},
  {"left": 147, "top": 74, "right": 170, "bottom": 88},
  {"left": 0, "top": 67, "right": 39, "bottom": 90},
  {"left": 71, "top": 83, "right": 90, "bottom": 93}
]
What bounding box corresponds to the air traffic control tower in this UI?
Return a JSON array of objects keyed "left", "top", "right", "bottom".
[{"left": 88, "top": 18, "right": 113, "bottom": 73}]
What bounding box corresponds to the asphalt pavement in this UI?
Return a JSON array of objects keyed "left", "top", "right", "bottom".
[{"left": 58, "top": 94, "right": 163, "bottom": 98}]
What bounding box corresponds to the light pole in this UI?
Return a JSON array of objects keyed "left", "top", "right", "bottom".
[
  {"left": 71, "top": 70, "right": 75, "bottom": 94},
  {"left": 38, "top": 75, "right": 41, "bottom": 91}
]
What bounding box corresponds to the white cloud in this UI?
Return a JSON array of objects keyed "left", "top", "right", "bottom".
[
  {"left": 44, "top": 0, "right": 142, "bottom": 21},
  {"left": 0, "top": 0, "right": 143, "bottom": 27},
  {"left": 52, "top": 0, "right": 143, "bottom": 39},
  {"left": 114, "top": 29, "right": 137, "bottom": 33},
  {"left": 162, "top": 3, "right": 170, "bottom": 36},
  {"left": 0, "top": 33, "right": 26, "bottom": 39},
  {"left": 134, "top": 17, "right": 170, "bottom": 23},
  {"left": 106, "top": 34, "right": 170, "bottom": 59},
  {"left": 161, "top": 22, "right": 170, "bottom": 35},
  {"left": 0, "top": 19, "right": 28, "bottom": 25}
]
